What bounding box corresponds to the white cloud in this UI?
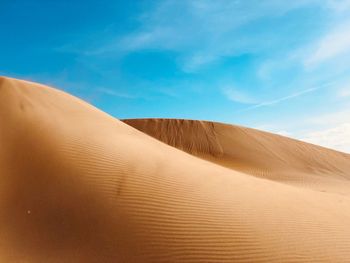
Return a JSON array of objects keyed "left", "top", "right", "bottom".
[
  {"left": 114, "top": 0, "right": 321, "bottom": 71},
  {"left": 253, "top": 111, "right": 350, "bottom": 153},
  {"left": 301, "top": 122, "right": 350, "bottom": 153},
  {"left": 222, "top": 87, "right": 255, "bottom": 104},
  {"left": 338, "top": 88, "right": 350, "bottom": 98},
  {"left": 275, "top": 130, "right": 293, "bottom": 137},
  {"left": 307, "top": 108, "right": 350, "bottom": 126},
  {"left": 304, "top": 21, "right": 350, "bottom": 68},
  {"left": 98, "top": 88, "right": 136, "bottom": 99},
  {"left": 239, "top": 86, "right": 323, "bottom": 112},
  {"left": 280, "top": 108, "right": 350, "bottom": 153}
]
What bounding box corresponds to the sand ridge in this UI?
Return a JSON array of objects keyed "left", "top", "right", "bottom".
[{"left": 1, "top": 76, "right": 350, "bottom": 262}]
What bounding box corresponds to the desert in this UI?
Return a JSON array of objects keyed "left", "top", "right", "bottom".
[{"left": 1, "top": 76, "right": 350, "bottom": 262}]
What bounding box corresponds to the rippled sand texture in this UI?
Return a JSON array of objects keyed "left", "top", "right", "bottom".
[{"left": 1, "top": 76, "right": 350, "bottom": 262}]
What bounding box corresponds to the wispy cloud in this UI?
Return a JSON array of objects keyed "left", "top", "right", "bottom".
[
  {"left": 300, "top": 107, "right": 350, "bottom": 153},
  {"left": 338, "top": 88, "right": 350, "bottom": 98},
  {"left": 239, "top": 86, "right": 321, "bottom": 112},
  {"left": 252, "top": 108, "right": 350, "bottom": 153},
  {"left": 307, "top": 108, "right": 350, "bottom": 126},
  {"left": 222, "top": 87, "right": 255, "bottom": 104},
  {"left": 98, "top": 88, "right": 136, "bottom": 99},
  {"left": 12, "top": 0, "right": 350, "bottom": 152},
  {"left": 304, "top": 21, "right": 350, "bottom": 68},
  {"left": 326, "top": 0, "right": 350, "bottom": 12},
  {"left": 301, "top": 122, "right": 350, "bottom": 153},
  {"left": 102, "top": 0, "right": 323, "bottom": 72}
]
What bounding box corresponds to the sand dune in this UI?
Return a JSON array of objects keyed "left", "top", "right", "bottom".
[
  {"left": 1, "top": 76, "right": 350, "bottom": 262},
  {"left": 123, "top": 118, "right": 350, "bottom": 194}
]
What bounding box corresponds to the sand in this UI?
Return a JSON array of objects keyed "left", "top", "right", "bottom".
[{"left": 1, "top": 76, "right": 350, "bottom": 262}]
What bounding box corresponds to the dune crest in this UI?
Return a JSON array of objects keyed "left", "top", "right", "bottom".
[{"left": 2, "top": 76, "right": 350, "bottom": 262}]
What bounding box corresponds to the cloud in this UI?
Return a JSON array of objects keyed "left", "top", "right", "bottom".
[
  {"left": 307, "top": 108, "right": 350, "bottom": 126},
  {"left": 222, "top": 87, "right": 255, "bottom": 104},
  {"left": 338, "top": 88, "right": 350, "bottom": 98},
  {"left": 98, "top": 88, "right": 136, "bottom": 99},
  {"left": 112, "top": 0, "right": 322, "bottom": 71},
  {"left": 253, "top": 109, "right": 350, "bottom": 153},
  {"left": 274, "top": 130, "right": 293, "bottom": 137},
  {"left": 301, "top": 122, "right": 350, "bottom": 153},
  {"left": 257, "top": 60, "right": 277, "bottom": 80},
  {"left": 325, "top": 0, "right": 350, "bottom": 12},
  {"left": 301, "top": 107, "right": 350, "bottom": 153},
  {"left": 304, "top": 21, "right": 350, "bottom": 68},
  {"left": 180, "top": 54, "right": 218, "bottom": 73},
  {"left": 239, "top": 86, "right": 323, "bottom": 112},
  {"left": 61, "top": 0, "right": 350, "bottom": 76}
]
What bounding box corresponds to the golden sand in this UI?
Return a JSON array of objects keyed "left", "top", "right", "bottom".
[{"left": 1, "top": 76, "right": 350, "bottom": 262}]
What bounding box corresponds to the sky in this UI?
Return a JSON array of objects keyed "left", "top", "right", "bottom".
[{"left": 1, "top": 0, "right": 350, "bottom": 153}]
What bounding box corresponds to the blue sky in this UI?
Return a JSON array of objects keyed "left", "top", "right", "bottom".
[{"left": 1, "top": 0, "right": 350, "bottom": 152}]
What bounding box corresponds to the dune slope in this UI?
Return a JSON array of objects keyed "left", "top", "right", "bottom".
[
  {"left": 123, "top": 118, "right": 350, "bottom": 194},
  {"left": 1, "top": 77, "right": 350, "bottom": 262}
]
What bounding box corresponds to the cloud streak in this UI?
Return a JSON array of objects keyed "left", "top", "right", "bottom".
[
  {"left": 304, "top": 21, "right": 350, "bottom": 68},
  {"left": 238, "top": 81, "right": 335, "bottom": 112},
  {"left": 222, "top": 87, "right": 256, "bottom": 104},
  {"left": 98, "top": 88, "right": 136, "bottom": 99},
  {"left": 103, "top": 0, "right": 326, "bottom": 71}
]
